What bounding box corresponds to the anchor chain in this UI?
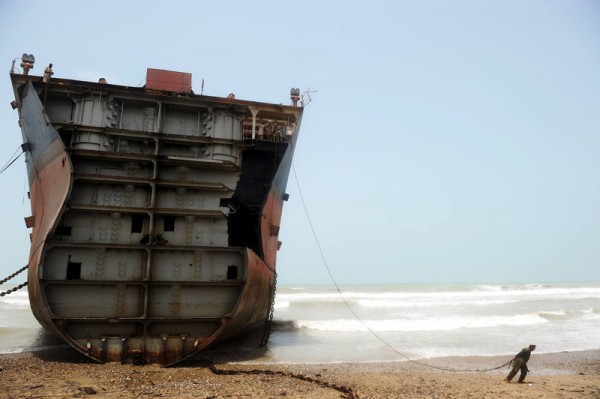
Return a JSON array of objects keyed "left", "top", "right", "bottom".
[
  {"left": 0, "top": 265, "right": 28, "bottom": 297},
  {"left": 0, "top": 282, "right": 28, "bottom": 297},
  {"left": 0, "top": 265, "right": 28, "bottom": 285},
  {"left": 209, "top": 364, "right": 359, "bottom": 399},
  {"left": 260, "top": 272, "right": 277, "bottom": 347}
]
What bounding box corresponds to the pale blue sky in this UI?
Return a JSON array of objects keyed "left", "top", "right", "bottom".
[{"left": 1, "top": 0, "right": 599, "bottom": 285}]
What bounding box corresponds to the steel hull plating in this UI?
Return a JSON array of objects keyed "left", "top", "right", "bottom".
[{"left": 11, "top": 71, "right": 302, "bottom": 365}]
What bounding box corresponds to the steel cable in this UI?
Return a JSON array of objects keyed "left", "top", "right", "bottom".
[
  {"left": 292, "top": 164, "right": 511, "bottom": 373},
  {"left": 0, "top": 146, "right": 24, "bottom": 176}
]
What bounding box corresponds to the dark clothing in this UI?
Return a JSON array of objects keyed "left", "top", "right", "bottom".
[
  {"left": 514, "top": 347, "right": 532, "bottom": 363},
  {"left": 506, "top": 347, "right": 533, "bottom": 383},
  {"left": 507, "top": 357, "right": 529, "bottom": 383}
]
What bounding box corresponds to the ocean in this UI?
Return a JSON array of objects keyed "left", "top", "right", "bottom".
[{"left": 1, "top": 282, "right": 599, "bottom": 364}]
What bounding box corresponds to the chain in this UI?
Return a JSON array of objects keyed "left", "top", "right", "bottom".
[
  {"left": 209, "top": 364, "right": 359, "bottom": 399},
  {"left": 0, "top": 281, "right": 28, "bottom": 297},
  {"left": 0, "top": 265, "right": 28, "bottom": 285},
  {"left": 260, "top": 272, "right": 277, "bottom": 347}
]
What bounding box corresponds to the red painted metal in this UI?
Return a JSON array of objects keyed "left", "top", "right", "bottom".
[
  {"left": 145, "top": 68, "right": 192, "bottom": 93},
  {"left": 261, "top": 190, "right": 284, "bottom": 269},
  {"left": 26, "top": 140, "right": 73, "bottom": 333}
]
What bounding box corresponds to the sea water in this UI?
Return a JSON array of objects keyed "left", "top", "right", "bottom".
[
  {"left": 268, "top": 283, "right": 600, "bottom": 363},
  {"left": 0, "top": 287, "right": 42, "bottom": 353},
  {"left": 1, "top": 282, "right": 599, "bottom": 363}
]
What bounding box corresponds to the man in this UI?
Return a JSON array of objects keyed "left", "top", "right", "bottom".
[{"left": 504, "top": 344, "right": 536, "bottom": 383}]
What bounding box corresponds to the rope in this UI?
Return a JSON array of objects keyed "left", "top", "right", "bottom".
[{"left": 291, "top": 164, "right": 511, "bottom": 373}]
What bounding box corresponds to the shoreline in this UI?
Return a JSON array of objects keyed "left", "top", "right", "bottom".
[{"left": 1, "top": 348, "right": 598, "bottom": 398}]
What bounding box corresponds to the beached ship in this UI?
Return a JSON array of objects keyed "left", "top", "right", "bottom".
[{"left": 10, "top": 55, "right": 303, "bottom": 365}]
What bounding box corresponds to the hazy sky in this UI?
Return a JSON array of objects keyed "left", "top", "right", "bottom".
[{"left": 1, "top": 0, "right": 599, "bottom": 285}]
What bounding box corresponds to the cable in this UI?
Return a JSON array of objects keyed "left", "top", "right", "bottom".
[
  {"left": 291, "top": 164, "right": 511, "bottom": 373},
  {"left": 0, "top": 146, "right": 24, "bottom": 175}
]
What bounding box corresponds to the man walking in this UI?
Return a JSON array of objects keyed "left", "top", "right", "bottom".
[{"left": 504, "top": 344, "right": 536, "bottom": 383}]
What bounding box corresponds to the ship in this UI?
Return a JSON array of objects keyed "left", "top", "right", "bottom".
[{"left": 10, "top": 54, "right": 303, "bottom": 365}]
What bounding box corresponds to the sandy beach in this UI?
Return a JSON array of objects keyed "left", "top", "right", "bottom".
[{"left": 0, "top": 348, "right": 598, "bottom": 398}]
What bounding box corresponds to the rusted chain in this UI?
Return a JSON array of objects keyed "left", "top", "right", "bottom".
[
  {"left": 0, "top": 281, "right": 28, "bottom": 297},
  {"left": 260, "top": 272, "right": 277, "bottom": 347},
  {"left": 0, "top": 265, "right": 28, "bottom": 285},
  {"left": 209, "top": 364, "right": 359, "bottom": 399}
]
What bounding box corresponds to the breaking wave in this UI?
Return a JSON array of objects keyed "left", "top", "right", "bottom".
[{"left": 294, "top": 313, "right": 547, "bottom": 332}]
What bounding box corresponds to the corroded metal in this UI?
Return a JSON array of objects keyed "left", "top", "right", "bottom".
[{"left": 10, "top": 68, "right": 302, "bottom": 365}]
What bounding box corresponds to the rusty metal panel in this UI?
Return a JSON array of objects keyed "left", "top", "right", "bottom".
[
  {"left": 24, "top": 215, "right": 35, "bottom": 228},
  {"left": 147, "top": 321, "right": 220, "bottom": 337},
  {"left": 151, "top": 250, "right": 244, "bottom": 282},
  {"left": 148, "top": 285, "right": 240, "bottom": 317},
  {"left": 45, "top": 284, "right": 144, "bottom": 318},
  {"left": 66, "top": 322, "right": 139, "bottom": 339},
  {"left": 146, "top": 68, "right": 192, "bottom": 94},
  {"left": 43, "top": 247, "right": 145, "bottom": 281}
]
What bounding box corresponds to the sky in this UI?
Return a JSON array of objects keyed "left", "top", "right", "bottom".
[{"left": 1, "top": 0, "right": 599, "bottom": 286}]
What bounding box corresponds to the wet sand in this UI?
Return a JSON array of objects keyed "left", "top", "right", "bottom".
[{"left": 0, "top": 348, "right": 598, "bottom": 398}]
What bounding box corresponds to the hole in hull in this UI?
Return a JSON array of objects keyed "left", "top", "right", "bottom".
[{"left": 66, "top": 262, "right": 81, "bottom": 280}]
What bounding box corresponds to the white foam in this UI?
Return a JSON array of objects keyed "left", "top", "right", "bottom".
[
  {"left": 277, "top": 286, "right": 600, "bottom": 305},
  {"left": 356, "top": 299, "right": 517, "bottom": 308},
  {"left": 274, "top": 301, "right": 290, "bottom": 310},
  {"left": 296, "top": 313, "right": 547, "bottom": 332},
  {"left": 0, "top": 291, "right": 30, "bottom": 307}
]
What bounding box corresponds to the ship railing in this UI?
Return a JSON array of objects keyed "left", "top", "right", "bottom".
[{"left": 242, "top": 122, "right": 291, "bottom": 143}]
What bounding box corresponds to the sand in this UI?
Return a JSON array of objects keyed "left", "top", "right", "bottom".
[{"left": 0, "top": 348, "right": 598, "bottom": 398}]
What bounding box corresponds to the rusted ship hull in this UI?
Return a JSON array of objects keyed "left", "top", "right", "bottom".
[{"left": 11, "top": 68, "right": 302, "bottom": 365}]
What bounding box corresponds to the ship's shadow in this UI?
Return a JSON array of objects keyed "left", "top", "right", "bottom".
[
  {"left": 179, "top": 319, "right": 307, "bottom": 367},
  {"left": 28, "top": 328, "right": 95, "bottom": 364},
  {"left": 176, "top": 326, "right": 271, "bottom": 367}
]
